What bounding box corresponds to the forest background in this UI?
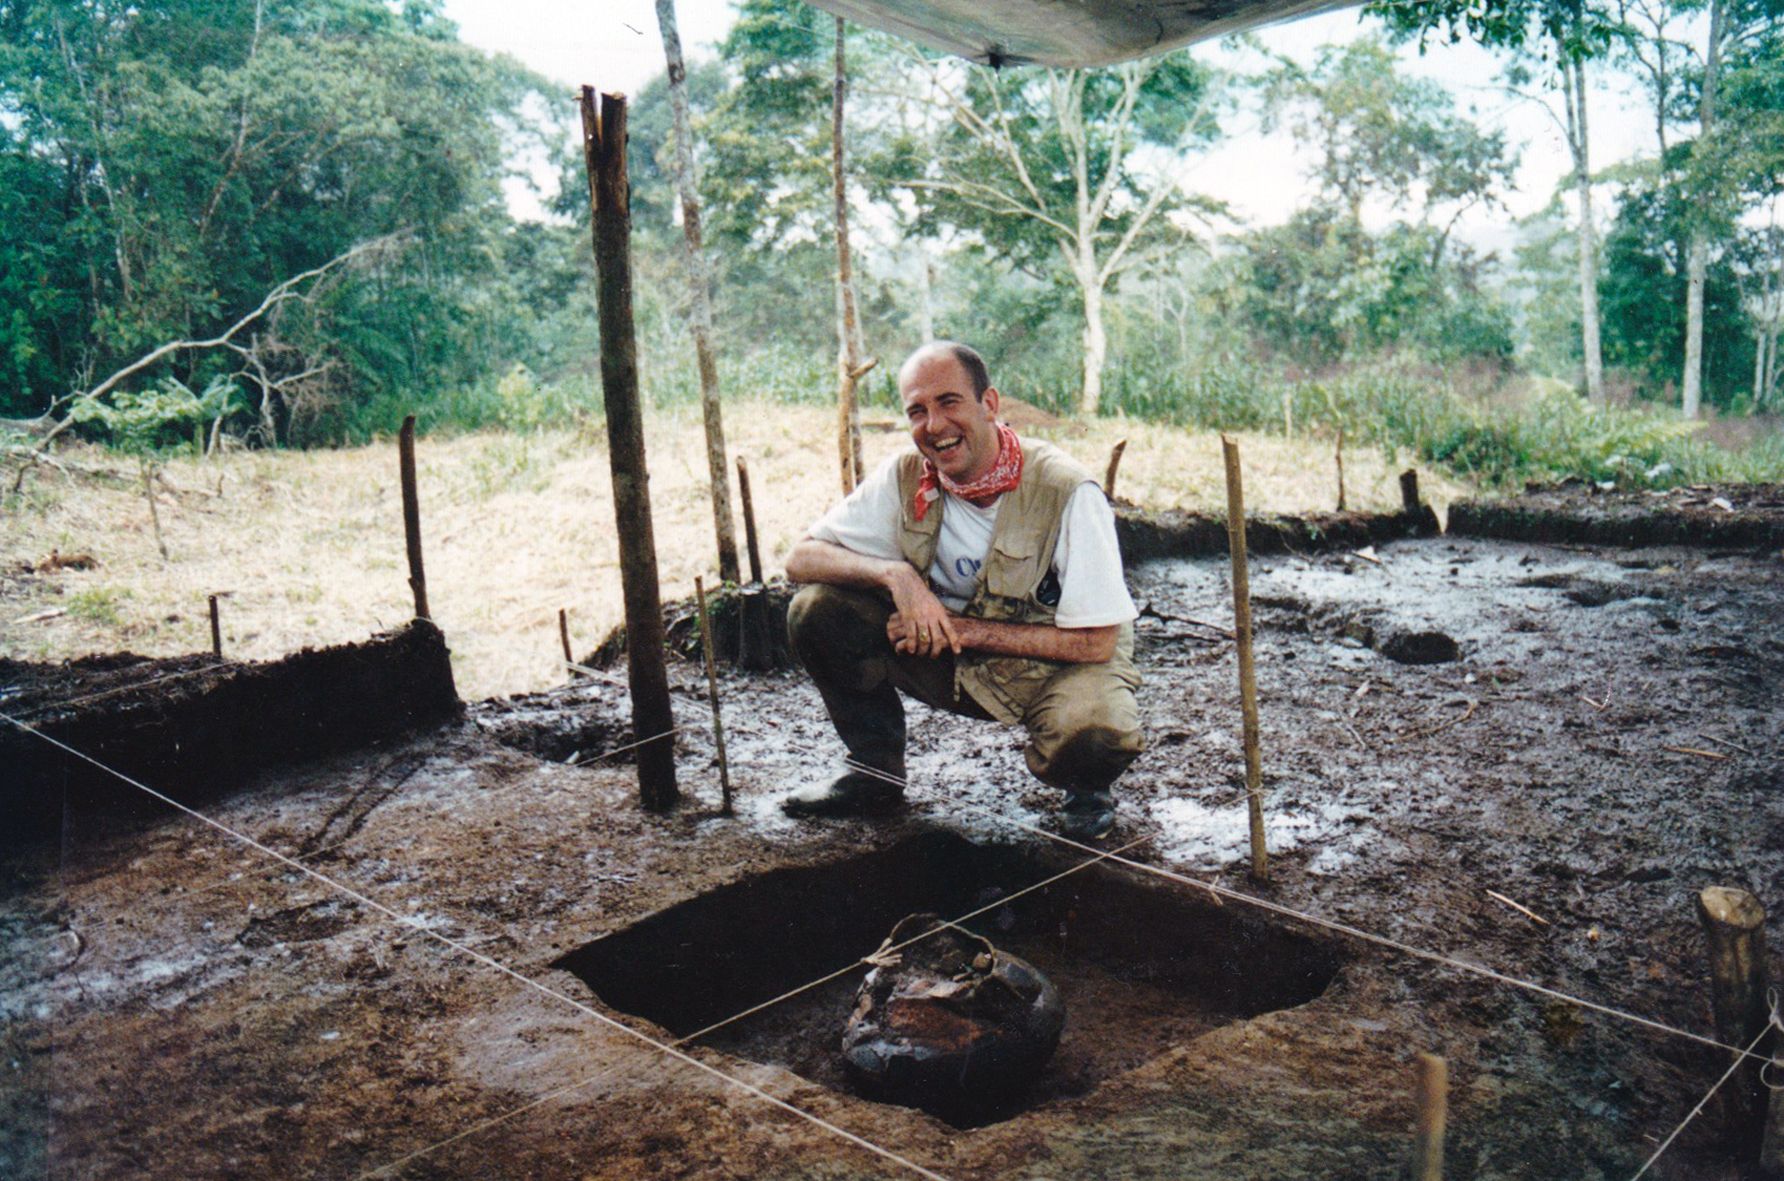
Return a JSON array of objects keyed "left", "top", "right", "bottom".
[{"left": 3, "top": 0, "right": 1782, "bottom": 694}]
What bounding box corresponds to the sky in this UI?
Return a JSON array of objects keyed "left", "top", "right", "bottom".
[{"left": 442, "top": 0, "right": 1667, "bottom": 243}]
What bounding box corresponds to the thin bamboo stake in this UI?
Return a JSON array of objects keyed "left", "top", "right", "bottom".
[
  {"left": 208, "top": 594, "right": 222, "bottom": 658},
  {"left": 1221, "top": 435, "right": 1267, "bottom": 883},
  {"left": 1103, "top": 438, "right": 1127, "bottom": 500},
  {"left": 1335, "top": 426, "right": 1347, "bottom": 512},
  {"left": 695, "top": 577, "right": 732, "bottom": 815},
  {"left": 398, "top": 415, "right": 429, "bottom": 621},
  {"left": 559, "top": 608, "right": 574, "bottom": 667},
  {"left": 1413, "top": 1052, "right": 1447, "bottom": 1181},
  {"left": 582, "top": 85, "right": 677, "bottom": 811}
]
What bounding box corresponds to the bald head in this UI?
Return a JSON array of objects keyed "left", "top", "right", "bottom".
[{"left": 900, "top": 341, "right": 990, "bottom": 400}]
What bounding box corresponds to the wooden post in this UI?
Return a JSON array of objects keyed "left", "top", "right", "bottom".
[
  {"left": 398, "top": 415, "right": 430, "bottom": 622},
  {"left": 1697, "top": 886, "right": 1771, "bottom": 1157},
  {"left": 695, "top": 577, "right": 733, "bottom": 815},
  {"left": 1221, "top": 436, "right": 1267, "bottom": 883},
  {"left": 735, "top": 454, "right": 774, "bottom": 671},
  {"left": 736, "top": 456, "right": 763, "bottom": 585},
  {"left": 559, "top": 608, "right": 574, "bottom": 666},
  {"left": 582, "top": 86, "right": 678, "bottom": 811},
  {"left": 1400, "top": 468, "right": 1421, "bottom": 516},
  {"left": 1413, "top": 1052, "right": 1447, "bottom": 1181},
  {"left": 208, "top": 594, "right": 222, "bottom": 658},
  {"left": 1763, "top": 1047, "right": 1784, "bottom": 1176},
  {"left": 1103, "top": 438, "right": 1127, "bottom": 501},
  {"left": 1335, "top": 426, "right": 1347, "bottom": 512}
]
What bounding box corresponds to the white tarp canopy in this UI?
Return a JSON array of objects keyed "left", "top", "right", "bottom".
[{"left": 803, "top": 0, "right": 1366, "bottom": 66}]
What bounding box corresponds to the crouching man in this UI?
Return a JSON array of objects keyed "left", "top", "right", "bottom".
[{"left": 781, "top": 341, "right": 1144, "bottom": 840}]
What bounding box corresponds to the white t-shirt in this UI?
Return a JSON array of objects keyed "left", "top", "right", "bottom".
[{"left": 808, "top": 453, "right": 1137, "bottom": 628}]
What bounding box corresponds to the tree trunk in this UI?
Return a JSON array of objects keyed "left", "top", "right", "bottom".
[
  {"left": 916, "top": 246, "right": 935, "bottom": 342},
  {"left": 832, "top": 16, "right": 866, "bottom": 493},
  {"left": 1080, "top": 271, "right": 1107, "bottom": 417},
  {"left": 1564, "top": 55, "right": 1606, "bottom": 404},
  {"left": 656, "top": 0, "right": 740, "bottom": 581},
  {"left": 1682, "top": 0, "right": 1724, "bottom": 421}
]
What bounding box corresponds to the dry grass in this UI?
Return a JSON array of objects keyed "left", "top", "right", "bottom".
[{"left": 2, "top": 399, "right": 1471, "bottom": 700}]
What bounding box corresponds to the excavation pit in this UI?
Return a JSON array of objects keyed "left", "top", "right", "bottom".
[{"left": 556, "top": 831, "right": 1344, "bottom": 1127}]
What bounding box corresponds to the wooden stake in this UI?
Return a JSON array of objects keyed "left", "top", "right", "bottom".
[
  {"left": 734, "top": 454, "right": 774, "bottom": 671},
  {"left": 559, "top": 608, "right": 574, "bottom": 666},
  {"left": 208, "top": 594, "right": 222, "bottom": 658},
  {"left": 1221, "top": 435, "right": 1267, "bottom": 883},
  {"left": 1763, "top": 1045, "right": 1784, "bottom": 1175},
  {"left": 583, "top": 85, "right": 677, "bottom": 811},
  {"left": 695, "top": 577, "right": 732, "bottom": 815},
  {"left": 1413, "top": 1052, "right": 1447, "bottom": 1181},
  {"left": 736, "top": 456, "right": 763, "bottom": 585},
  {"left": 1400, "top": 468, "right": 1421, "bottom": 516},
  {"left": 1697, "top": 886, "right": 1771, "bottom": 1157},
  {"left": 1103, "top": 438, "right": 1127, "bottom": 501},
  {"left": 1335, "top": 426, "right": 1347, "bottom": 512},
  {"left": 398, "top": 415, "right": 430, "bottom": 622}
]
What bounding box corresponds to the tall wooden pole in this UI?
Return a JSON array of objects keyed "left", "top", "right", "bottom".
[
  {"left": 832, "top": 15, "right": 866, "bottom": 493},
  {"left": 655, "top": 0, "right": 740, "bottom": 583},
  {"left": 398, "top": 415, "right": 430, "bottom": 622},
  {"left": 1222, "top": 436, "right": 1268, "bottom": 882},
  {"left": 582, "top": 87, "right": 677, "bottom": 811}
]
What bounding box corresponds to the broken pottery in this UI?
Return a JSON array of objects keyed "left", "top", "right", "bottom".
[{"left": 841, "top": 912, "right": 1063, "bottom": 1121}]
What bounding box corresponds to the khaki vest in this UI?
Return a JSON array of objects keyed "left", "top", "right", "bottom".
[{"left": 893, "top": 438, "right": 1137, "bottom": 723}]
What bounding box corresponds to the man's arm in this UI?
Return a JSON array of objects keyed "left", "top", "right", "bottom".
[
  {"left": 888, "top": 611, "right": 1118, "bottom": 664},
  {"left": 786, "top": 537, "right": 964, "bottom": 657}
]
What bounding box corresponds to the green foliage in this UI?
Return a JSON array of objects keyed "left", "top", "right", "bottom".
[
  {"left": 67, "top": 376, "right": 241, "bottom": 454},
  {"left": 0, "top": 0, "right": 556, "bottom": 432},
  {"left": 1600, "top": 182, "right": 1755, "bottom": 405},
  {"left": 1231, "top": 211, "right": 1516, "bottom": 365}
]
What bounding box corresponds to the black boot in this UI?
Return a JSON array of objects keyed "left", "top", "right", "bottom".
[
  {"left": 782, "top": 764, "right": 906, "bottom": 818},
  {"left": 1058, "top": 788, "right": 1115, "bottom": 840}
]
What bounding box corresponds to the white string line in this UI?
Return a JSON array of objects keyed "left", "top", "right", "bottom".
[
  {"left": 838, "top": 755, "right": 1769, "bottom": 1065},
  {"left": 1629, "top": 1020, "right": 1773, "bottom": 1180},
  {"left": 1, "top": 714, "right": 955, "bottom": 1181},
  {"left": 363, "top": 834, "right": 1150, "bottom": 1177}
]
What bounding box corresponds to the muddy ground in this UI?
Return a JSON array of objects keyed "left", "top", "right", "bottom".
[{"left": 3, "top": 486, "right": 1782, "bottom": 1180}]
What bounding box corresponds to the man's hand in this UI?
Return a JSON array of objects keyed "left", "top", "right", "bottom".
[{"left": 884, "top": 565, "right": 959, "bottom": 657}]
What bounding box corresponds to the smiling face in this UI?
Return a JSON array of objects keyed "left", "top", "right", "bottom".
[{"left": 900, "top": 347, "right": 1002, "bottom": 485}]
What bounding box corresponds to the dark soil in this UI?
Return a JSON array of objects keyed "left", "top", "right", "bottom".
[{"left": 2, "top": 483, "right": 1781, "bottom": 1180}]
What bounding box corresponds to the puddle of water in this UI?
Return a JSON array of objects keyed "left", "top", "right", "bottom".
[{"left": 1147, "top": 795, "right": 1368, "bottom": 871}]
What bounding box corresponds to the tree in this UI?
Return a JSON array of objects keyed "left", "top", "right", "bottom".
[
  {"left": 902, "top": 53, "right": 1224, "bottom": 415},
  {"left": 1263, "top": 37, "right": 1519, "bottom": 264},
  {"left": 655, "top": 0, "right": 739, "bottom": 582},
  {"left": 832, "top": 17, "right": 871, "bottom": 493},
  {"left": 0, "top": 0, "right": 552, "bottom": 435},
  {"left": 1675, "top": 0, "right": 1784, "bottom": 415},
  {"left": 1374, "top": 0, "right": 1620, "bottom": 402}
]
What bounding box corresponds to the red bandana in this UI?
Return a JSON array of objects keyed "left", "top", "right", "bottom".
[{"left": 913, "top": 423, "right": 1023, "bottom": 522}]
